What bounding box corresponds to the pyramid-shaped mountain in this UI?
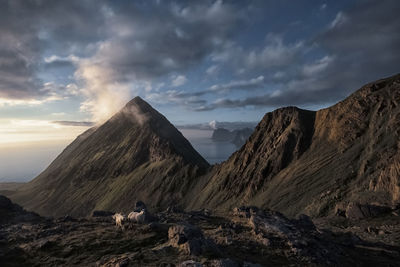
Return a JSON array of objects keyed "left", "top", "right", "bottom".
[
  {"left": 190, "top": 73, "right": 400, "bottom": 217},
  {"left": 11, "top": 97, "right": 209, "bottom": 217}
]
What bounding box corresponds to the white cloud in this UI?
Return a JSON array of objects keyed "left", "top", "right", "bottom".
[
  {"left": 75, "top": 59, "right": 132, "bottom": 123},
  {"left": 210, "top": 76, "right": 264, "bottom": 92},
  {"left": 245, "top": 34, "right": 303, "bottom": 69},
  {"left": 171, "top": 75, "right": 188, "bottom": 87},
  {"left": 66, "top": 83, "right": 80, "bottom": 95},
  {"left": 330, "top": 11, "right": 347, "bottom": 28},
  {"left": 44, "top": 54, "right": 80, "bottom": 64},
  {"left": 302, "top": 56, "right": 334, "bottom": 77},
  {"left": 206, "top": 65, "right": 219, "bottom": 75}
]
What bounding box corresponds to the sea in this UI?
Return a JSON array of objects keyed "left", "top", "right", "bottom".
[
  {"left": 179, "top": 129, "right": 238, "bottom": 164},
  {"left": 0, "top": 129, "right": 237, "bottom": 183}
]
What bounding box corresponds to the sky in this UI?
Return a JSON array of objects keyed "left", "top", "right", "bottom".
[{"left": 0, "top": 0, "right": 399, "bottom": 181}]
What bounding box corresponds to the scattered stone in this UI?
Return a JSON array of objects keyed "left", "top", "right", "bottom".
[
  {"left": 178, "top": 260, "right": 202, "bottom": 267},
  {"left": 56, "top": 215, "right": 76, "bottom": 223},
  {"left": 166, "top": 206, "right": 182, "bottom": 213},
  {"left": 159, "top": 263, "right": 176, "bottom": 267},
  {"left": 243, "top": 262, "right": 262, "bottom": 267},
  {"left": 37, "top": 239, "right": 55, "bottom": 250},
  {"left": 233, "top": 206, "right": 260, "bottom": 218},
  {"left": 115, "top": 258, "right": 129, "bottom": 267},
  {"left": 209, "top": 258, "right": 239, "bottom": 267},
  {"left": 92, "top": 210, "right": 115, "bottom": 217}
]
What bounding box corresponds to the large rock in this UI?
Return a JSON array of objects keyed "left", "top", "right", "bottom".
[
  {"left": 168, "top": 223, "right": 219, "bottom": 256},
  {"left": 244, "top": 208, "right": 346, "bottom": 265},
  {"left": 345, "top": 202, "right": 392, "bottom": 219},
  {"left": 0, "top": 195, "right": 41, "bottom": 225}
]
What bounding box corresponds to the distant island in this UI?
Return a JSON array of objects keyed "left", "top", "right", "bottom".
[{"left": 211, "top": 127, "right": 254, "bottom": 147}]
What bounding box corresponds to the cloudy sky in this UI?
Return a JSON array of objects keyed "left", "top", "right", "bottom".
[{"left": 0, "top": 0, "right": 399, "bottom": 180}]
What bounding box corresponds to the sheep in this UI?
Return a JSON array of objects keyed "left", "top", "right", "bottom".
[
  {"left": 127, "top": 210, "right": 146, "bottom": 224},
  {"left": 112, "top": 213, "right": 126, "bottom": 229}
]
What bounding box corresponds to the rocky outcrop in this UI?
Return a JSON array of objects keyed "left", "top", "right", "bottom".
[
  {"left": 168, "top": 223, "right": 219, "bottom": 256},
  {"left": 231, "top": 128, "right": 253, "bottom": 147},
  {"left": 192, "top": 107, "right": 316, "bottom": 208},
  {"left": 345, "top": 202, "right": 392, "bottom": 220},
  {"left": 0, "top": 195, "right": 42, "bottom": 225}
]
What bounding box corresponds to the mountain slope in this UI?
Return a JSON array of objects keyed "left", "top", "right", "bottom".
[
  {"left": 190, "top": 73, "right": 400, "bottom": 217},
  {"left": 10, "top": 97, "right": 209, "bottom": 217}
]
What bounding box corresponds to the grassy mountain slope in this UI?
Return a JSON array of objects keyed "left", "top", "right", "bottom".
[{"left": 10, "top": 97, "right": 209, "bottom": 217}]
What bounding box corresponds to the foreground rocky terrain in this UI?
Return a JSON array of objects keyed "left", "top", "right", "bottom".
[{"left": 1, "top": 196, "right": 400, "bottom": 266}]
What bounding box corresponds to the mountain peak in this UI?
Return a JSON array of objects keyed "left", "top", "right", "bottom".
[
  {"left": 126, "top": 96, "right": 147, "bottom": 107},
  {"left": 109, "top": 96, "right": 163, "bottom": 126},
  {"left": 123, "top": 96, "right": 155, "bottom": 115},
  {"left": 11, "top": 95, "right": 209, "bottom": 217}
]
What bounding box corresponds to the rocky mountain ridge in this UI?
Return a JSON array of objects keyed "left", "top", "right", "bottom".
[
  {"left": 190, "top": 73, "right": 400, "bottom": 217},
  {"left": 5, "top": 74, "right": 400, "bottom": 221}
]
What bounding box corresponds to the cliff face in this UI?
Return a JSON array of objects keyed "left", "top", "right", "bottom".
[
  {"left": 10, "top": 97, "right": 209, "bottom": 217},
  {"left": 190, "top": 74, "right": 400, "bottom": 217}
]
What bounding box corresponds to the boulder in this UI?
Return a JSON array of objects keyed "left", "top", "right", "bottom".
[
  {"left": 295, "top": 214, "right": 316, "bottom": 231},
  {"left": 168, "top": 223, "right": 219, "bottom": 256},
  {"left": 168, "top": 224, "right": 203, "bottom": 246},
  {"left": 345, "top": 202, "right": 392, "bottom": 219}
]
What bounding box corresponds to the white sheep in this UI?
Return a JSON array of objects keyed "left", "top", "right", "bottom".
[
  {"left": 127, "top": 210, "right": 146, "bottom": 224},
  {"left": 112, "top": 213, "right": 126, "bottom": 229}
]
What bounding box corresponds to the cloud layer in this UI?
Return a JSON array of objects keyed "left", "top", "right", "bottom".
[{"left": 0, "top": 0, "right": 399, "bottom": 120}]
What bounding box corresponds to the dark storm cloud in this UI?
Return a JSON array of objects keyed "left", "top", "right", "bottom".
[
  {"left": 146, "top": 75, "right": 265, "bottom": 108},
  {"left": 195, "top": 85, "right": 341, "bottom": 111},
  {"left": 195, "top": 0, "right": 400, "bottom": 111},
  {"left": 313, "top": 0, "right": 400, "bottom": 93},
  {"left": 0, "top": 0, "right": 106, "bottom": 100},
  {"left": 81, "top": 0, "right": 243, "bottom": 81}
]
